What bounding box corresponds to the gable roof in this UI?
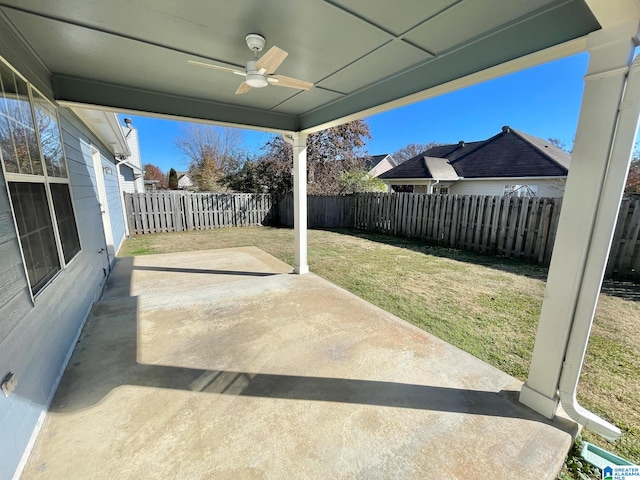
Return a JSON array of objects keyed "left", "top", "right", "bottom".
[
  {"left": 424, "top": 157, "right": 459, "bottom": 180},
  {"left": 379, "top": 127, "right": 570, "bottom": 180},
  {"left": 363, "top": 154, "right": 396, "bottom": 171}
]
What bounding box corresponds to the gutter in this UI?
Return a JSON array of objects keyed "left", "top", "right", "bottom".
[{"left": 115, "top": 156, "right": 130, "bottom": 237}]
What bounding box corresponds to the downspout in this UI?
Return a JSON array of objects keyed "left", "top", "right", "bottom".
[
  {"left": 557, "top": 53, "right": 640, "bottom": 441},
  {"left": 115, "top": 156, "right": 130, "bottom": 237},
  {"left": 428, "top": 179, "right": 439, "bottom": 194}
]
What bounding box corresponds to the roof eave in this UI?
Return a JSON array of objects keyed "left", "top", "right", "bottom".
[{"left": 69, "top": 107, "right": 131, "bottom": 157}]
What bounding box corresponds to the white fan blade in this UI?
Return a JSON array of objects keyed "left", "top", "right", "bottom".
[
  {"left": 268, "top": 75, "right": 313, "bottom": 90},
  {"left": 188, "top": 60, "right": 245, "bottom": 76}
]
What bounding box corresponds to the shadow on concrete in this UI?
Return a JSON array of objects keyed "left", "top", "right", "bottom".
[
  {"left": 54, "top": 313, "right": 533, "bottom": 418},
  {"left": 54, "top": 308, "right": 551, "bottom": 422},
  {"left": 132, "top": 265, "right": 279, "bottom": 277},
  {"left": 49, "top": 260, "right": 569, "bottom": 434}
]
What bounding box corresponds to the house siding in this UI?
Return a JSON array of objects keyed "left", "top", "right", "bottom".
[
  {"left": 122, "top": 126, "right": 145, "bottom": 193},
  {"left": 386, "top": 178, "right": 566, "bottom": 197},
  {"left": 0, "top": 27, "right": 127, "bottom": 476},
  {"left": 369, "top": 159, "right": 396, "bottom": 177},
  {"left": 178, "top": 175, "right": 194, "bottom": 189},
  {"left": 60, "top": 112, "right": 127, "bottom": 254},
  {"left": 119, "top": 164, "right": 136, "bottom": 194},
  {"left": 449, "top": 178, "right": 566, "bottom": 197}
]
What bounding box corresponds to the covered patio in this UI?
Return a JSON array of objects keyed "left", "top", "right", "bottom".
[
  {"left": 21, "top": 247, "right": 575, "bottom": 479},
  {"left": 3, "top": 0, "right": 640, "bottom": 477}
]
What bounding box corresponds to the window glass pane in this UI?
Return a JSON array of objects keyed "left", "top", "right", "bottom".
[
  {"left": 0, "top": 63, "right": 42, "bottom": 175},
  {"left": 8, "top": 182, "right": 60, "bottom": 294},
  {"left": 50, "top": 183, "right": 80, "bottom": 263},
  {"left": 505, "top": 184, "right": 538, "bottom": 198},
  {"left": 32, "top": 90, "right": 67, "bottom": 178}
]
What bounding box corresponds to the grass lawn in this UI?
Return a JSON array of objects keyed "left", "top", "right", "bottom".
[{"left": 119, "top": 226, "right": 640, "bottom": 476}]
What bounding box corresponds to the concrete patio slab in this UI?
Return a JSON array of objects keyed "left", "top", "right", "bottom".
[{"left": 21, "top": 247, "right": 576, "bottom": 479}]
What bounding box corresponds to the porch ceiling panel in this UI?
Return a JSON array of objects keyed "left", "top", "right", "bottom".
[
  {"left": 2, "top": 10, "right": 296, "bottom": 112},
  {"left": 0, "top": 0, "right": 600, "bottom": 133},
  {"left": 317, "top": 41, "right": 432, "bottom": 94},
  {"left": 403, "top": 0, "right": 568, "bottom": 55},
  {"left": 271, "top": 87, "right": 343, "bottom": 116},
  {"left": 327, "top": 0, "right": 459, "bottom": 37}
]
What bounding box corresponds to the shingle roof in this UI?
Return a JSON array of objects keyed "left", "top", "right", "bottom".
[
  {"left": 378, "top": 154, "right": 432, "bottom": 179},
  {"left": 424, "top": 157, "right": 458, "bottom": 180},
  {"left": 379, "top": 127, "right": 570, "bottom": 180}
]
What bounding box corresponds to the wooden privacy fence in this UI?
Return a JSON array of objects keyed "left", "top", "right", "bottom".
[
  {"left": 606, "top": 198, "right": 640, "bottom": 278},
  {"left": 353, "top": 193, "right": 562, "bottom": 264},
  {"left": 286, "top": 192, "right": 640, "bottom": 277},
  {"left": 124, "top": 191, "right": 276, "bottom": 234},
  {"left": 279, "top": 194, "right": 354, "bottom": 228},
  {"left": 127, "top": 191, "right": 640, "bottom": 279}
]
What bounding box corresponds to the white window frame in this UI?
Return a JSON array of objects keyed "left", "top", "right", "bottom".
[
  {"left": 504, "top": 184, "right": 538, "bottom": 198},
  {"left": 0, "top": 59, "right": 81, "bottom": 301}
]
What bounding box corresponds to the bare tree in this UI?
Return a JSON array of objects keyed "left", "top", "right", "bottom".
[
  {"left": 174, "top": 124, "right": 245, "bottom": 191},
  {"left": 546, "top": 137, "right": 572, "bottom": 153},
  {"left": 250, "top": 120, "right": 372, "bottom": 195},
  {"left": 625, "top": 143, "right": 640, "bottom": 193},
  {"left": 392, "top": 142, "right": 438, "bottom": 164}
]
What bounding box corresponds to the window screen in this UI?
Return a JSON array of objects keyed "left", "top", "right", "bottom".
[
  {"left": 50, "top": 183, "right": 81, "bottom": 263},
  {"left": 8, "top": 182, "right": 60, "bottom": 294}
]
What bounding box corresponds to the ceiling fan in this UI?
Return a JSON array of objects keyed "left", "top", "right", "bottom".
[{"left": 188, "top": 34, "right": 313, "bottom": 95}]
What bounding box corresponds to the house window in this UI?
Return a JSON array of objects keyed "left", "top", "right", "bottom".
[
  {"left": 434, "top": 186, "right": 449, "bottom": 195},
  {"left": 50, "top": 183, "right": 81, "bottom": 263},
  {"left": 0, "top": 59, "right": 80, "bottom": 296},
  {"left": 392, "top": 185, "right": 414, "bottom": 193},
  {"left": 8, "top": 182, "right": 60, "bottom": 293},
  {"left": 504, "top": 184, "right": 538, "bottom": 197}
]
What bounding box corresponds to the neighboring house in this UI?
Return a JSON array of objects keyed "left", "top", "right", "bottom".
[
  {"left": 177, "top": 171, "right": 195, "bottom": 190},
  {"left": 118, "top": 118, "right": 145, "bottom": 193},
  {"left": 379, "top": 126, "right": 570, "bottom": 198},
  {"left": 0, "top": 56, "right": 129, "bottom": 477},
  {"left": 363, "top": 154, "right": 397, "bottom": 177},
  {"left": 144, "top": 179, "right": 159, "bottom": 191}
]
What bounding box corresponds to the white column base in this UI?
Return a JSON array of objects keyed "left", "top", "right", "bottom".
[
  {"left": 293, "top": 264, "right": 309, "bottom": 275},
  {"left": 520, "top": 383, "right": 559, "bottom": 419}
]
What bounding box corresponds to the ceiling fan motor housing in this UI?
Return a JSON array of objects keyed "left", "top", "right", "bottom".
[{"left": 245, "top": 60, "right": 268, "bottom": 88}]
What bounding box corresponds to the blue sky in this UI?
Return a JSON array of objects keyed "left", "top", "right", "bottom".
[{"left": 119, "top": 52, "right": 589, "bottom": 174}]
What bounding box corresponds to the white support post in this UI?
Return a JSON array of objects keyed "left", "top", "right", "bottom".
[
  {"left": 290, "top": 132, "right": 309, "bottom": 274},
  {"left": 520, "top": 20, "right": 640, "bottom": 433}
]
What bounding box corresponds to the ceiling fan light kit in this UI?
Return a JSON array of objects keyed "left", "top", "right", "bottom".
[
  {"left": 189, "top": 33, "right": 313, "bottom": 94},
  {"left": 245, "top": 60, "right": 269, "bottom": 88}
]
